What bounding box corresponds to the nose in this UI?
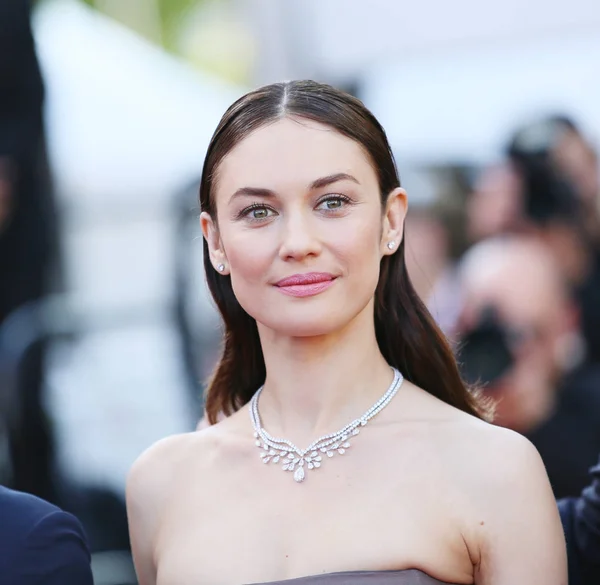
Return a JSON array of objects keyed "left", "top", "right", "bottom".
[{"left": 278, "top": 210, "right": 322, "bottom": 262}]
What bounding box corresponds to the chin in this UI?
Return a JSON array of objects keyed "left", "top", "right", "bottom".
[
  {"left": 255, "top": 298, "right": 373, "bottom": 339},
  {"left": 257, "top": 313, "right": 344, "bottom": 338},
  {"left": 238, "top": 286, "right": 376, "bottom": 338}
]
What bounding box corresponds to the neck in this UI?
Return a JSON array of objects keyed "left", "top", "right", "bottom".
[{"left": 255, "top": 303, "right": 394, "bottom": 446}]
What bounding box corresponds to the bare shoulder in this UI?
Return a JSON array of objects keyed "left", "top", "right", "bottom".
[
  {"left": 401, "top": 382, "right": 558, "bottom": 518},
  {"left": 415, "top": 391, "right": 553, "bottom": 498},
  {"left": 453, "top": 420, "right": 559, "bottom": 530},
  {"left": 405, "top": 387, "right": 566, "bottom": 582},
  {"left": 447, "top": 413, "right": 551, "bottom": 498},
  {"left": 126, "top": 432, "right": 197, "bottom": 505},
  {"left": 464, "top": 425, "right": 566, "bottom": 583},
  {"left": 401, "top": 381, "right": 543, "bottom": 480},
  {"left": 127, "top": 421, "right": 235, "bottom": 499},
  {"left": 126, "top": 411, "right": 249, "bottom": 512},
  {"left": 424, "top": 406, "right": 567, "bottom": 583},
  {"left": 125, "top": 425, "right": 244, "bottom": 585},
  {"left": 126, "top": 431, "right": 200, "bottom": 546}
]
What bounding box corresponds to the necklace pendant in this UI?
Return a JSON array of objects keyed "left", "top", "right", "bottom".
[{"left": 293, "top": 466, "right": 306, "bottom": 483}]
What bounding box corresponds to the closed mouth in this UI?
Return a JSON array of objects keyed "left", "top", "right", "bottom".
[
  {"left": 275, "top": 272, "right": 335, "bottom": 287},
  {"left": 274, "top": 273, "right": 337, "bottom": 297}
]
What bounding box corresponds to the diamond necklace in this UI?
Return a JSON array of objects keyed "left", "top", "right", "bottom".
[{"left": 250, "top": 367, "right": 403, "bottom": 483}]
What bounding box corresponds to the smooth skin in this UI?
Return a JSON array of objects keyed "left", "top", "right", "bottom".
[{"left": 126, "top": 118, "right": 567, "bottom": 585}]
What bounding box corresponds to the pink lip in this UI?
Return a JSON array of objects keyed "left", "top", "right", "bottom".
[{"left": 274, "top": 272, "right": 336, "bottom": 298}]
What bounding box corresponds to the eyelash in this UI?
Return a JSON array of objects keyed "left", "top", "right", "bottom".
[{"left": 238, "top": 194, "right": 353, "bottom": 221}]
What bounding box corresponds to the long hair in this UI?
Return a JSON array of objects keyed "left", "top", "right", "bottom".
[{"left": 200, "top": 80, "right": 491, "bottom": 424}]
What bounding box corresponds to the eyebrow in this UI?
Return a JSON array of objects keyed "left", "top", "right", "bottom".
[
  {"left": 309, "top": 172, "right": 360, "bottom": 190},
  {"left": 229, "top": 173, "right": 360, "bottom": 203}
]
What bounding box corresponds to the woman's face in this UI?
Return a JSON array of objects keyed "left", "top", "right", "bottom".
[{"left": 202, "top": 117, "right": 406, "bottom": 337}]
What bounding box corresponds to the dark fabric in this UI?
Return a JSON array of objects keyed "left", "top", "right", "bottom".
[
  {"left": 7, "top": 341, "right": 58, "bottom": 503},
  {"left": 559, "top": 497, "right": 582, "bottom": 585},
  {"left": 0, "top": 0, "right": 44, "bottom": 159},
  {"left": 576, "top": 252, "right": 600, "bottom": 366},
  {"left": 0, "top": 0, "right": 62, "bottom": 504},
  {"left": 248, "top": 570, "right": 457, "bottom": 585},
  {"left": 0, "top": 0, "right": 58, "bottom": 321},
  {"left": 58, "top": 483, "right": 131, "bottom": 553},
  {"left": 526, "top": 366, "right": 600, "bottom": 499},
  {"left": 558, "top": 457, "right": 600, "bottom": 585},
  {"left": 0, "top": 486, "right": 93, "bottom": 585}
]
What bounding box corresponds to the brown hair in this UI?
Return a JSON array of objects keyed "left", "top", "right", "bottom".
[{"left": 200, "top": 80, "right": 491, "bottom": 424}]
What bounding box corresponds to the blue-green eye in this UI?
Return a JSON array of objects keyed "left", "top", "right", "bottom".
[
  {"left": 250, "top": 207, "right": 271, "bottom": 219},
  {"left": 316, "top": 195, "right": 351, "bottom": 211},
  {"left": 323, "top": 199, "right": 342, "bottom": 209},
  {"left": 239, "top": 204, "right": 276, "bottom": 221}
]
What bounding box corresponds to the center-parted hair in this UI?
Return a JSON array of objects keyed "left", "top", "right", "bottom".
[{"left": 200, "top": 80, "right": 491, "bottom": 424}]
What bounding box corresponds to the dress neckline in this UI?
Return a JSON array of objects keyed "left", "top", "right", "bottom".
[{"left": 247, "top": 568, "right": 460, "bottom": 584}]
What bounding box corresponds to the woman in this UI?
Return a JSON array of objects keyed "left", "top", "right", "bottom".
[{"left": 126, "top": 81, "right": 567, "bottom": 585}]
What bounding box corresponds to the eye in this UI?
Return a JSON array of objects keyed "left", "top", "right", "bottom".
[
  {"left": 316, "top": 194, "right": 352, "bottom": 212},
  {"left": 239, "top": 204, "right": 276, "bottom": 221},
  {"left": 250, "top": 207, "right": 271, "bottom": 219}
]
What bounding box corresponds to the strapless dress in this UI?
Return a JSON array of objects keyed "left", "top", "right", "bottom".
[{"left": 248, "top": 569, "right": 461, "bottom": 584}]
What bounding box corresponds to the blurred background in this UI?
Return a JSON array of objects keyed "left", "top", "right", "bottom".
[{"left": 1, "top": 0, "right": 599, "bottom": 583}]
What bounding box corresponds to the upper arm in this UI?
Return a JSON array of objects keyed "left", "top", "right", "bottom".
[
  {"left": 19, "top": 510, "right": 94, "bottom": 585},
  {"left": 473, "top": 430, "right": 567, "bottom": 585},
  {"left": 126, "top": 435, "right": 187, "bottom": 585}
]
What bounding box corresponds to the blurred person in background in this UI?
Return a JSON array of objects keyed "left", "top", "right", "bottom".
[
  {"left": 404, "top": 168, "right": 472, "bottom": 338},
  {"left": 507, "top": 116, "right": 600, "bottom": 366},
  {"left": 127, "top": 81, "right": 566, "bottom": 585},
  {"left": 405, "top": 206, "right": 462, "bottom": 336},
  {"left": 466, "top": 163, "right": 524, "bottom": 243},
  {"left": 0, "top": 0, "right": 62, "bottom": 502},
  {"left": 468, "top": 117, "right": 600, "bottom": 247},
  {"left": 456, "top": 236, "right": 600, "bottom": 499},
  {"left": 544, "top": 116, "right": 600, "bottom": 240},
  {"left": 0, "top": 484, "right": 93, "bottom": 585}
]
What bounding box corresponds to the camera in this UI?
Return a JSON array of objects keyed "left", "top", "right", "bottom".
[{"left": 458, "top": 307, "right": 515, "bottom": 387}]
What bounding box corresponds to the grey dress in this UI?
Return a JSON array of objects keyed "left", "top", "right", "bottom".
[{"left": 249, "top": 569, "right": 461, "bottom": 584}]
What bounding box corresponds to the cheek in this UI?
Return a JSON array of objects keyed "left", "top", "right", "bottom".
[
  {"left": 223, "top": 230, "right": 273, "bottom": 292},
  {"left": 338, "top": 213, "right": 383, "bottom": 259},
  {"left": 328, "top": 216, "right": 383, "bottom": 294}
]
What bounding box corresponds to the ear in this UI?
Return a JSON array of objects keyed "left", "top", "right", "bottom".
[
  {"left": 200, "top": 211, "right": 229, "bottom": 274},
  {"left": 381, "top": 187, "right": 408, "bottom": 255}
]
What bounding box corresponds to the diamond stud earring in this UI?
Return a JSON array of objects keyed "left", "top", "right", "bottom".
[
  {"left": 217, "top": 263, "right": 225, "bottom": 272},
  {"left": 387, "top": 241, "right": 396, "bottom": 250}
]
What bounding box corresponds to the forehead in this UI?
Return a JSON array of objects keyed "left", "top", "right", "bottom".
[{"left": 214, "top": 117, "right": 377, "bottom": 197}]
